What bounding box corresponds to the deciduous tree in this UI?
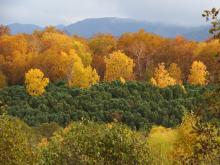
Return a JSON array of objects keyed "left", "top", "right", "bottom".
[
  {"left": 0, "top": 34, "right": 33, "bottom": 84},
  {"left": 118, "top": 30, "right": 164, "bottom": 79},
  {"left": 151, "top": 63, "right": 176, "bottom": 88},
  {"left": 168, "top": 63, "right": 182, "bottom": 84},
  {"left": 193, "top": 40, "right": 220, "bottom": 83},
  {"left": 104, "top": 51, "right": 135, "bottom": 81},
  {"left": 25, "top": 69, "right": 49, "bottom": 96},
  {"left": 68, "top": 53, "right": 99, "bottom": 88},
  {"left": 89, "top": 34, "right": 117, "bottom": 79},
  {"left": 72, "top": 40, "right": 92, "bottom": 66},
  {"left": 188, "top": 61, "right": 209, "bottom": 85}
]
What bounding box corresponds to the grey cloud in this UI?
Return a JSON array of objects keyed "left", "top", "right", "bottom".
[{"left": 0, "top": 0, "right": 220, "bottom": 26}]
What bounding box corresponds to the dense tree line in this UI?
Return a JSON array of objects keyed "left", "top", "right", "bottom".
[
  {"left": 0, "top": 25, "right": 219, "bottom": 87},
  {"left": 0, "top": 81, "right": 214, "bottom": 129}
]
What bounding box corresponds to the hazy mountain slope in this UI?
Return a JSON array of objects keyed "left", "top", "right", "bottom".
[
  {"left": 183, "top": 26, "right": 210, "bottom": 41},
  {"left": 8, "top": 23, "right": 42, "bottom": 34},
  {"left": 63, "top": 17, "right": 211, "bottom": 40},
  {"left": 7, "top": 18, "right": 211, "bottom": 41}
]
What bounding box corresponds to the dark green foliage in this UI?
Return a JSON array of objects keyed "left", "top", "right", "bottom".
[
  {"left": 194, "top": 88, "right": 220, "bottom": 128},
  {"left": 0, "top": 81, "right": 213, "bottom": 129},
  {"left": 0, "top": 101, "right": 7, "bottom": 115}
]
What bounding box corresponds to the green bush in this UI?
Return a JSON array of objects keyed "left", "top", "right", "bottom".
[
  {"left": 39, "top": 122, "right": 151, "bottom": 165},
  {"left": 0, "top": 115, "right": 37, "bottom": 165}
]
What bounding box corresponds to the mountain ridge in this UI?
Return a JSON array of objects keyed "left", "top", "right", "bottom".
[{"left": 7, "top": 17, "right": 211, "bottom": 41}]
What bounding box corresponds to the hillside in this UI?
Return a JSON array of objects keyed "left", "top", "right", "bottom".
[
  {"left": 7, "top": 17, "right": 211, "bottom": 41},
  {"left": 8, "top": 23, "right": 42, "bottom": 34}
]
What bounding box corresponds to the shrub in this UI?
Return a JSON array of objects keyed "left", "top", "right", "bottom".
[
  {"left": 39, "top": 122, "right": 151, "bottom": 165},
  {"left": 0, "top": 115, "right": 37, "bottom": 164}
]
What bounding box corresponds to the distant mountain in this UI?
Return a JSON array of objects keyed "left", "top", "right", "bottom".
[
  {"left": 8, "top": 23, "right": 42, "bottom": 34},
  {"left": 63, "top": 17, "right": 211, "bottom": 41},
  {"left": 56, "top": 24, "right": 66, "bottom": 30},
  {"left": 7, "top": 18, "right": 211, "bottom": 41},
  {"left": 182, "top": 26, "right": 210, "bottom": 41}
]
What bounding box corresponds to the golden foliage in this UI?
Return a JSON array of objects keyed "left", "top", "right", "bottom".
[
  {"left": 119, "top": 77, "right": 126, "bottom": 84},
  {"left": 41, "top": 32, "right": 73, "bottom": 52},
  {"left": 72, "top": 40, "right": 92, "bottom": 66},
  {"left": 104, "top": 51, "right": 135, "bottom": 81},
  {"left": 151, "top": 63, "right": 176, "bottom": 88},
  {"left": 193, "top": 40, "right": 220, "bottom": 83},
  {"left": 25, "top": 69, "right": 49, "bottom": 96},
  {"left": 171, "top": 115, "right": 199, "bottom": 164},
  {"left": 188, "top": 60, "right": 209, "bottom": 85},
  {"left": 68, "top": 53, "right": 99, "bottom": 88},
  {"left": 38, "top": 49, "right": 77, "bottom": 81},
  {"left": 0, "top": 34, "right": 34, "bottom": 84},
  {"left": 118, "top": 30, "right": 165, "bottom": 79},
  {"left": 38, "top": 138, "right": 48, "bottom": 148},
  {"left": 89, "top": 34, "right": 116, "bottom": 56},
  {"left": 168, "top": 63, "right": 182, "bottom": 84},
  {"left": 35, "top": 31, "right": 93, "bottom": 82},
  {"left": 89, "top": 34, "right": 117, "bottom": 79}
]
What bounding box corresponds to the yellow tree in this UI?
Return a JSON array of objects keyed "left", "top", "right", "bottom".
[
  {"left": 72, "top": 40, "right": 92, "bottom": 66},
  {"left": 25, "top": 69, "right": 49, "bottom": 96},
  {"left": 89, "top": 34, "right": 117, "bottom": 79},
  {"left": 171, "top": 114, "right": 199, "bottom": 164},
  {"left": 68, "top": 53, "right": 99, "bottom": 88},
  {"left": 168, "top": 63, "right": 182, "bottom": 84},
  {"left": 0, "top": 34, "right": 33, "bottom": 85},
  {"left": 38, "top": 49, "right": 78, "bottom": 82},
  {"left": 156, "top": 36, "right": 197, "bottom": 81},
  {"left": 36, "top": 32, "right": 73, "bottom": 81},
  {"left": 118, "top": 30, "right": 165, "bottom": 79},
  {"left": 104, "top": 51, "right": 135, "bottom": 81},
  {"left": 151, "top": 63, "right": 176, "bottom": 88},
  {"left": 36, "top": 31, "right": 92, "bottom": 82},
  {"left": 188, "top": 61, "right": 209, "bottom": 85},
  {"left": 40, "top": 31, "right": 73, "bottom": 52},
  {"left": 193, "top": 40, "right": 220, "bottom": 83}
]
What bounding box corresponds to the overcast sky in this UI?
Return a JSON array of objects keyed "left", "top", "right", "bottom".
[{"left": 1, "top": 0, "right": 220, "bottom": 26}]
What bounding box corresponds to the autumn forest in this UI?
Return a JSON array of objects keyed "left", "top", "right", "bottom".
[{"left": 1, "top": 4, "right": 220, "bottom": 165}]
